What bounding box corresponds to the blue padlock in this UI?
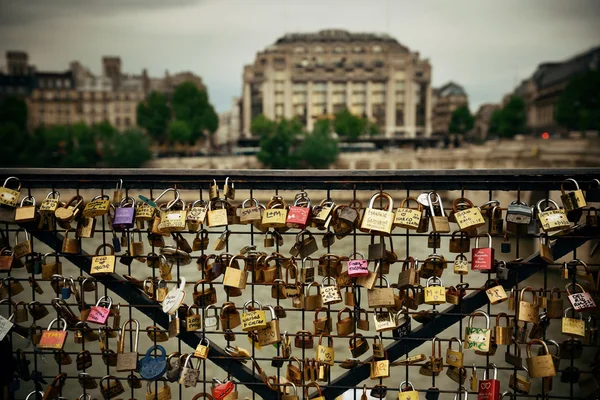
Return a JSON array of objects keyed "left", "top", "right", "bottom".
[
  {"left": 61, "top": 277, "right": 72, "bottom": 300},
  {"left": 113, "top": 197, "right": 136, "bottom": 232},
  {"left": 139, "top": 345, "right": 167, "bottom": 380}
]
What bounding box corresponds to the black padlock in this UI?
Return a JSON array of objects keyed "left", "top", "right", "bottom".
[
  {"left": 425, "top": 386, "right": 440, "bottom": 400},
  {"left": 271, "top": 356, "right": 285, "bottom": 368},
  {"left": 561, "top": 366, "right": 580, "bottom": 383}
]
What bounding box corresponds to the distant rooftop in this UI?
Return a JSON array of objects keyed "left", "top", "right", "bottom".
[
  {"left": 532, "top": 45, "right": 600, "bottom": 89},
  {"left": 275, "top": 29, "right": 404, "bottom": 45},
  {"left": 435, "top": 81, "right": 467, "bottom": 97}
]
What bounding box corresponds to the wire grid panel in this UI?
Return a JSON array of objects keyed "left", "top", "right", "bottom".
[{"left": 0, "top": 169, "right": 599, "bottom": 400}]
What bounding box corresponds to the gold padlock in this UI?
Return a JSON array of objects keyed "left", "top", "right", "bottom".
[{"left": 360, "top": 192, "right": 394, "bottom": 235}]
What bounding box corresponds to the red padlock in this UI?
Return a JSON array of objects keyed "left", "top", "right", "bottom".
[
  {"left": 478, "top": 363, "right": 500, "bottom": 400},
  {"left": 347, "top": 252, "right": 369, "bottom": 277},
  {"left": 86, "top": 296, "right": 113, "bottom": 325},
  {"left": 286, "top": 192, "right": 312, "bottom": 229},
  {"left": 472, "top": 233, "right": 494, "bottom": 271},
  {"left": 212, "top": 378, "right": 235, "bottom": 400}
]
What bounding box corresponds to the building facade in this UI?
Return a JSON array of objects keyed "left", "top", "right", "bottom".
[
  {"left": 2, "top": 51, "right": 204, "bottom": 132},
  {"left": 241, "top": 29, "right": 432, "bottom": 138},
  {"left": 473, "top": 103, "right": 500, "bottom": 140},
  {"left": 506, "top": 45, "right": 599, "bottom": 133},
  {"left": 432, "top": 82, "right": 468, "bottom": 135}
]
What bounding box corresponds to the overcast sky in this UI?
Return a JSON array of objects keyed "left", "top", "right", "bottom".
[{"left": 1, "top": 0, "right": 599, "bottom": 112}]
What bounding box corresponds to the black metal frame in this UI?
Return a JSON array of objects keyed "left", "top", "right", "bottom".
[{"left": 1, "top": 168, "right": 599, "bottom": 400}]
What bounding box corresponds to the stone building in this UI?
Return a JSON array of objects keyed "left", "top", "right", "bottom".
[
  {"left": 473, "top": 103, "right": 500, "bottom": 140},
  {"left": 241, "top": 29, "right": 432, "bottom": 138},
  {"left": 432, "top": 81, "right": 468, "bottom": 135},
  {"left": 506, "top": 45, "right": 600, "bottom": 134}
]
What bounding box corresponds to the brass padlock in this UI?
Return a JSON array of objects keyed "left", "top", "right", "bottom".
[
  {"left": 61, "top": 229, "right": 79, "bottom": 254},
  {"left": 394, "top": 196, "right": 423, "bottom": 230},
  {"left": 428, "top": 192, "right": 450, "bottom": 233},
  {"left": 360, "top": 192, "right": 394, "bottom": 235},
  {"left": 15, "top": 195, "right": 37, "bottom": 222},
  {"left": 536, "top": 198, "right": 570, "bottom": 233}
]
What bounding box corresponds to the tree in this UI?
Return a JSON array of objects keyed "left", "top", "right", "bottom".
[
  {"left": 334, "top": 109, "right": 367, "bottom": 140},
  {"left": 0, "top": 96, "right": 28, "bottom": 130},
  {"left": 298, "top": 119, "right": 339, "bottom": 169},
  {"left": 448, "top": 105, "right": 475, "bottom": 134},
  {"left": 168, "top": 120, "right": 192, "bottom": 143},
  {"left": 171, "top": 82, "right": 219, "bottom": 143},
  {"left": 488, "top": 109, "right": 503, "bottom": 136},
  {"left": 555, "top": 70, "right": 600, "bottom": 133},
  {"left": 255, "top": 116, "right": 301, "bottom": 169},
  {"left": 103, "top": 129, "right": 153, "bottom": 168},
  {"left": 136, "top": 91, "right": 171, "bottom": 142},
  {"left": 0, "top": 122, "right": 27, "bottom": 166},
  {"left": 251, "top": 114, "right": 277, "bottom": 137},
  {"left": 498, "top": 96, "right": 527, "bottom": 138}
]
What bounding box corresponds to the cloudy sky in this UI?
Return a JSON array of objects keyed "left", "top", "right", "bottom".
[{"left": 1, "top": 0, "right": 599, "bottom": 112}]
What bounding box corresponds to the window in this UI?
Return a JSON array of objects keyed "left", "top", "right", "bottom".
[
  {"left": 353, "top": 46, "right": 363, "bottom": 53},
  {"left": 372, "top": 45, "right": 383, "bottom": 53},
  {"left": 275, "top": 104, "right": 284, "bottom": 118},
  {"left": 65, "top": 80, "right": 71, "bottom": 88},
  {"left": 56, "top": 79, "right": 62, "bottom": 88},
  {"left": 125, "top": 117, "right": 131, "bottom": 127},
  {"left": 334, "top": 47, "right": 344, "bottom": 53},
  {"left": 312, "top": 82, "right": 326, "bottom": 92},
  {"left": 374, "top": 60, "right": 384, "bottom": 68},
  {"left": 275, "top": 81, "right": 285, "bottom": 91},
  {"left": 274, "top": 57, "right": 285, "bottom": 66},
  {"left": 294, "top": 47, "right": 306, "bottom": 53},
  {"left": 314, "top": 46, "right": 324, "bottom": 53},
  {"left": 275, "top": 93, "right": 284, "bottom": 103},
  {"left": 293, "top": 83, "right": 307, "bottom": 92}
]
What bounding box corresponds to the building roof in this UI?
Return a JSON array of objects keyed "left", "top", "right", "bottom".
[
  {"left": 532, "top": 45, "right": 600, "bottom": 89},
  {"left": 435, "top": 81, "right": 467, "bottom": 97},
  {"left": 275, "top": 29, "right": 406, "bottom": 47}
]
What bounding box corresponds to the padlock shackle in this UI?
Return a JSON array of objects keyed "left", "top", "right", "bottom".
[
  {"left": 525, "top": 338, "right": 549, "bottom": 358},
  {"left": 536, "top": 198, "right": 560, "bottom": 213},
  {"left": 398, "top": 381, "right": 416, "bottom": 392},
  {"left": 426, "top": 276, "right": 442, "bottom": 287},
  {"left": 427, "top": 191, "right": 445, "bottom": 217},
  {"left": 399, "top": 196, "right": 422, "bottom": 210},
  {"left": 367, "top": 192, "right": 393, "bottom": 211},
  {"left": 474, "top": 233, "right": 492, "bottom": 248},
  {"left": 25, "top": 391, "right": 45, "bottom": 400},
  {"left": 303, "top": 382, "right": 323, "bottom": 397},
  {"left": 565, "top": 282, "right": 586, "bottom": 295},
  {"left": 431, "top": 336, "right": 442, "bottom": 357},
  {"left": 453, "top": 387, "right": 468, "bottom": 400},
  {"left": 468, "top": 310, "right": 490, "bottom": 328},
  {"left": 118, "top": 318, "right": 140, "bottom": 353},
  {"left": 241, "top": 197, "right": 260, "bottom": 208},
  {"left": 519, "top": 286, "right": 537, "bottom": 303},
  {"left": 47, "top": 317, "right": 68, "bottom": 331},
  {"left": 561, "top": 178, "right": 580, "bottom": 193},
  {"left": 496, "top": 312, "right": 510, "bottom": 326},
  {"left": 563, "top": 307, "right": 583, "bottom": 319},
  {"left": 94, "top": 243, "right": 115, "bottom": 256},
  {"left": 483, "top": 362, "right": 498, "bottom": 380},
  {"left": 448, "top": 336, "right": 462, "bottom": 350},
  {"left": 19, "top": 195, "right": 35, "bottom": 207},
  {"left": 243, "top": 300, "right": 263, "bottom": 312}
]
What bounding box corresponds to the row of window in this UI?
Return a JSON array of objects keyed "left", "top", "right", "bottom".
[
  {"left": 293, "top": 45, "right": 384, "bottom": 54},
  {"left": 38, "top": 78, "right": 72, "bottom": 89},
  {"left": 32, "top": 90, "right": 143, "bottom": 101},
  {"left": 290, "top": 81, "right": 389, "bottom": 93}
]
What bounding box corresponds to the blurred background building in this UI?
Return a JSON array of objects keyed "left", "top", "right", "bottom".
[
  {"left": 431, "top": 81, "right": 468, "bottom": 136},
  {"left": 241, "top": 29, "right": 432, "bottom": 138}
]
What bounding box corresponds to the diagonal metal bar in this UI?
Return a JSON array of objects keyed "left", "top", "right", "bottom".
[
  {"left": 320, "top": 225, "right": 598, "bottom": 399},
  {"left": 29, "top": 229, "right": 273, "bottom": 398}
]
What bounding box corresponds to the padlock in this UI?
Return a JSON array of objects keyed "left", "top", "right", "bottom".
[
  {"left": 316, "top": 334, "right": 335, "bottom": 366},
  {"left": 493, "top": 261, "right": 509, "bottom": 281},
  {"left": 139, "top": 345, "right": 168, "bottom": 380},
  {"left": 446, "top": 337, "right": 464, "bottom": 367},
  {"left": 526, "top": 339, "right": 556, "bottom": 378},
  {"left": 518, "top": 286, "right": 539, "bottom": 323},
  {"left": 464, "top": 310, "right": 491, "bottom": 352},
  {"left": 392, "top": 308, "right": 411, "bottom": 339},
  {"left": 509, "top": 367, "right": 532, "bottom": 394},
  {"left": 506, "top": 200, "right": 532, "bottom": 224},
  {"left": 116, "top": 319, "right": 140, "bottom": 372},
  {"left": 347, "top": 251, "right": 369, "bottom": 277},
  {"left": 423, "top": 276, "right": 445, "bottom": 305},
  {"left": 453, "top": 254, "right": 469, "bottom": 275},
  {"left": 28, "top": 300, "right": 49, "bottom": 321},
  {"left": 223, "top": 255, "right": 248, "bottom": 290},
  {"left": 202, "top": 305, "right": 219, "bottom": 331},
  {"left": 561, "top": 366, "right": 581, "bottom": 384},
  {"left": 561, "top": 178, "right": 587, "bottom": 211},
  {"left": 537, "top": 198, "right": 570, "bottom": 232},
  {"left": 320, "top": 276, "right": 342, "bottom": 305},
  {"left": 419, "top": 337, "right": 443, "bottom": 376},
  {"left": 493, "top": 313, "right": 511, "bottom": 345},
  {"left": 15, "top": 195, "right": 37, "bottom": 222},
  {"left": 257, "top": 305, "right": 281, "bottom": 345},
  {"left": 285, "top": 357, "right": 303, "bottom": 384},
  {"left": 313, "top": 307, "right": 332, "bottom": 335},
  {"left": 0, "top": 176, "right": 21, "bottom": 207},
  {"left": 334, "top": 307, "right": 353, "bottom": 337},
  {"left": 179, "top": 354, "right": 201, "bottom": 387},
  {"left": 87, "top": 296, "right": 113, "bottom": 325},
  {"left": 186, "top": 199, "right": 208, "bottom": 231},
  {"left": 397, "top": 381, "right": 420, "bottom": 400},
  {"left": 219, "top": 302, "right": 241, "bottom": 330},
  {"left": 452, "top": 197, "right": 485, "bottom": 231},
  {"left": 61, "top": 228, "right": 79, "bottom": 254},
  {"left": 428, "top": 192, "right": 450, "bottom": 233},
  {"left": 83, "top": 194, "right": 111, "bottom": 218},
  {"left": 396, "top": 256, "right": 418, "bottom": 289},
  {"left": 100, "top": 375, "right": 125, "bottom": 399},
  {"left": 489, "top": 205, "right": 504, "bottom": 235},
  {"left": 294, "top": 329, "right": 314, "bottom": 349},
  {"left": 347, "top": 333, "right": 369, "bottom": 358},
  {"left": 394, "top": 196, "right": 423, "bottom": 230},
  {"left": 484, "top": 279, "right": 508, "bottom": 305},
  {"left": 113, "top": 196, "right": 136, "bottom": 231},
  {"left": 367, "top": 276, "right": 395, "bottom": 308},
  {"left": 303, "top": 281, "right": 322, "bottom": 311},
  {"left": 241, "top": 300, "right": 266, "bottom": 331},
  {"left": 39, "top": 190, "right": 60, "bottom": 220},
  {"left": 586, "top": 206, "right": 598, "bottom": 227},
  {"left": 566, "top": 282, "right": 596, "bottom": 311},
  {"left": 538, "top": 233, "right": 554, "bottom": 264},
  {"left": 471, "top": 233, "right": 494, "bottom": 271},
  {"left": 286, "top": 191, "right": 312, "bottom": 229},
  {"left": 501, "top": 233, "right": 511, "bottom": 254},
  {"left": 449, "top": 230, "right": 470, "bottom": 253},
  {"left": 374, "top": 310, "right": 396, "bottom": 332},
  {"left": 261, "top": 196, "right": 288, "bottom": 228},
  {"left": 360, "top": 192, "right": 394, "bottom": 235},
  {"left": 478, "top": 363, "right": 500, "bottom": 400},
  {"left": 562, "top": 307, "right": 585, "bottom": 337},
  {"left": 91, "top": 244, "right": 116, "bottom": 275},
  {"left": 13, "top": 228, "right": 32, "bottom": 260},
  {"left": 370, "top": 349, "right": 390, "bottom": 379},
  {"left": 39, "top": 317, "right": 68, "bottom": 350},
  {"left": 546, "top": 287, "right": 563, "bottom": 318},
  {"left": 561, "top": 336, "right": 583, "bottom": 359},
  {"left": 427, "top": 232, "right": 441, "bottom": 249}
]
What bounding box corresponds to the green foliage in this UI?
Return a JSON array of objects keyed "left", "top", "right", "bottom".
[
  {"left": 136, "top": 91, "right": 171, "bottom": 142},
  {"left": 334, "top": 109, "right": 367, "bottom": 140},
  {"left": 103, "top": 129, "right": 153, "bottom": 168},
  {"left": 0, "top": 122, "right": 27, "bottom": 167},
  {"left": 487, "top": 97, "right": 527, "bottom": 138},
  {"left": 172, "top": 82, "right": 218, "bottom": 142},
  {"left": 555, "top": 70, "right": 600, "bottom": 132},
  {"left": 448, "top": 105, "right": 475, "bottom": 134},
  {"left": 0, "top": 96, "right": 28, "bottom": 130},
  {"left": 299, "top": 119, "right": 339, "bottom": 169},
  {"left": 255, "top": 115, "right": 339, "bottom": 169},
  {"left": 168, "top": 120, "right": 192, "bottom": 143}
]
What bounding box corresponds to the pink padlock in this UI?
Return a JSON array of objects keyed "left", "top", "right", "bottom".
[
  {"left": 567, "top": 283, "right": 597, "bottom": 312},
  {"left": 347, "top": 252, "right": 369, "bottom": 277},
  {"left": 86, "top": 296, "right": 113, "bottom": 325}
]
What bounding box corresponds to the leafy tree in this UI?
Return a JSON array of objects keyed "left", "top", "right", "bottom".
[
  {"left": 168, "top": 120, "right": 192, "bottom": 143},
  {"left": 171, "top": 82, "right": 219, "bottom": 143},
  {"left": 255, "top": 116, "right": 301, "bottom": 169},
  {"left": 299, "top": 119, "right": 339, "bottom": 168},
  {"left": 488, "top": 109, "right": 503, "bottom": 136},
  {"left": 448, "top": 105, "right": 475, "bottom": 134},
  {"left": 334, "top": 109, "right": 366, "bottom": 140},
  {"left": 103, "top": 129, "right": 153, "bottom": 168},
  {"left": 498, "top": 96, "right": 527, "bottom": 138},
  {"left": 0, "top": 96, "right": 28, "bottom": 130},
  {"left": 251, "top": 114, "right": 277, "bottom": 137},
  {"left": 555, "top": 70, "right": 600, "bottom": 133},
  {"left": 136, "top": 91, "right": 171, "bottom": 142},
  {"left": 0, "top": 122, "right": 27, "bottom": 166}
]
